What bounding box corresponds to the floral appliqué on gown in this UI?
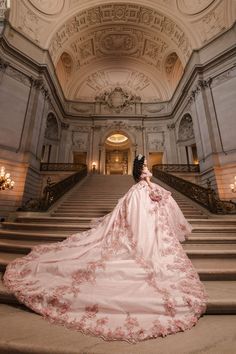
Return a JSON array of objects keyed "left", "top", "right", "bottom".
[{"left": 3, "top": 170, "right": 207, "bottom": 343}]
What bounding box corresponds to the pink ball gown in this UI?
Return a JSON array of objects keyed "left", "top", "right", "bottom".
[{"left": 3, "top": 169, "right": 207, "bottom": 343}]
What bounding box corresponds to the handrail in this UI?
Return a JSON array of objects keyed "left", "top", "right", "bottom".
[
  {"left": 40, "top": 163, "right": 86, "bottom": 171},
  {"left": 152, "top": 165, "right": 236, "bottom": 214},
  {"left": 19, "top": 164, "right": 87, "bottom": 211},
  {"left": 154, "top": 164, "right": 200, "bottom": 173}
]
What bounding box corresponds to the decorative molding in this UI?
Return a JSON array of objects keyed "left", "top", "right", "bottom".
[
  {"left": 199, "top": 2, "right": 226, "bottom": 42},
  {"left": 28, "top": 0, "right": 65, "bottom": 15},
  {"left": 60, "top": 52, "right": 73, "bottom": 74},
  {"left": 0, "top": 57, "right": 9, "bottom": 70},
  {"left": 18, "top": 9, "right": 40, "bottom": 43},
  {"left": 167, "top": 123, "right": 175, "bottom": 130},
  {"left": 74, "top": 69, "right": 162, "bottom": 103},
  {"left": 0, "top": 0, "right": 7, "bottom": 20},
  {"left": 61, "top": 122, "right": 69, "bottom": 129},
  {"left": 74, "top": 126, "right": 90, "bottom": 133},
  {"left": 211, "top": 65, "right": 236, "bottom": 87},
  {"left": 71, "top": 104, "right": 93, "bottom": 114},
  {"left": 178, "top": 114, "right": 194, "bottom": 141},
  {"left": 49, "top": 4, "right": 192, "bottom": 62},
  {"left": 95, "top": 87, "right": 140, "bottom": 113},
  {"left": 72, "top": 131, "right": 88, "bottom": 150},
  {"left": 165, "top": 52, "right": 178, "bottom": 74},
  {"left": 142, "top": 104, "right": 165, "bottom": 114},
  {"left": 5, "top": 66, "right": 31, "bottom": 86},
  {"left": 177, "top": 0, "right": 215, "bottom": 16},
  {"left": 31, "top": 78, "right": 50, "bottom": 99},
  {"left": 197, "top": 78, "right": 212, "bottom": 89},
  {"left": 147, "top": 132, "right": 164, "bottom": 151},
  {"left": 188, "top": 77, "right": 213, "bottom": 101}
]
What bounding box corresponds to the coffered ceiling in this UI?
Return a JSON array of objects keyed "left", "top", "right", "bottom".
[{"left": 8, "top": 0, "right": 236, "bottom": 102}]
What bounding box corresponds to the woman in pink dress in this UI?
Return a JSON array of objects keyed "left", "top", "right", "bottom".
[{"left": 3, "top": 154, "right": 207, "bottom": 343}]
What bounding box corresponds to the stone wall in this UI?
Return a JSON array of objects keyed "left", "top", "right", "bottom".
[{"left": 0, "top": 21, "right": 236, "bottom": 216}]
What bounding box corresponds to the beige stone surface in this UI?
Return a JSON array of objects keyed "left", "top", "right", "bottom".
[{"left": 0, "top": 304, "right": 236, "bottom": 354}]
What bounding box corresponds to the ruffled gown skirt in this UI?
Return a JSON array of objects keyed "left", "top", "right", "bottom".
[{"left": 3, "top": 181, "right": 207, "bottom": 343}]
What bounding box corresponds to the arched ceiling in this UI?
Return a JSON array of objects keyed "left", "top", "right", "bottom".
[{"left": 8, "top": 0, "right": 236, "bottom": 102}]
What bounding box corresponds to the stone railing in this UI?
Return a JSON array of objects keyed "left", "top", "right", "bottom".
[
  {"left": 40, "top": 163, "right": 86, "bottom": 171},
  {"left": 152, "top": 165, "right": 236, "bottom": 214},
  {"left": 154, "top": 164, "right": 200, "bottom": 173},
  {"left": 19, "top": 164, "right": 87, "bottom": 211}
]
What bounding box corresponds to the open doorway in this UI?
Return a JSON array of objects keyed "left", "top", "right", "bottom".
[{"left": 105, "top": 133, "right": 131, "bottom": 175}]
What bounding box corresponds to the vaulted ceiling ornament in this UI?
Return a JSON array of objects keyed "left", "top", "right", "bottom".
[
  {"left": 177, "top": 0, "right": 215, "bottom": 15},
  {"left": 95, "top": 87, "right": 141, "bottom": 113},
  {"left": 28, "top": 0, "right": 65, "bottom": 15},
  {"left": 49, "top": 4, "right": 192, "bottom": 62}
]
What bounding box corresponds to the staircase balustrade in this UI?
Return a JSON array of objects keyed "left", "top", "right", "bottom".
[
  {"left": 154, "top": 164, "right": 200, "bottom": 173},
  {"left": 19, "top": 164, "right": 87, "bottom": 211},
  {"left": 152, "top": 165, "right": 236, "bottom": 214},
  {"left": 40, "top": 163, "right": 86, "bottom": 171}
]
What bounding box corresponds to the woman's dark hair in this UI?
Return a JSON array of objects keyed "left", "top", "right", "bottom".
[{"left": 132, "top": 155, "right": 145, "bottom": 182}]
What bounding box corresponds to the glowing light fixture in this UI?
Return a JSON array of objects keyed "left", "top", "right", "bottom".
[
  {"left": 107, "top": 134, "right": 128, "bottom": 144},
  {"left": 230, "top": 176, "right": 236, "bottom": 193},
  {"left": 0, "top": 166, "right": 15, "bottom": 191}
]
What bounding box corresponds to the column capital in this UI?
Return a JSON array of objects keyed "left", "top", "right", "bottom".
[
  {"left": 167, "top": 123, "right": 175, "bottom": 131},
  {"left": 0, "top": 57, "right": 9, "bottom": 71}
]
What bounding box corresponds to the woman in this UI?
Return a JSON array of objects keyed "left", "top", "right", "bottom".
[{"left": 3, "top": 155, "right": 207, "bottom": 343}]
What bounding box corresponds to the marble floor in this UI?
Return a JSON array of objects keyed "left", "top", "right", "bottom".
[{"left": 0, "top": 304, "right": 236, "bottom": 354}]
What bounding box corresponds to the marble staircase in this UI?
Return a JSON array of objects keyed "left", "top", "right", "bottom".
[{"left": 0, "top": 175, "right": 236, "bottom": 316}]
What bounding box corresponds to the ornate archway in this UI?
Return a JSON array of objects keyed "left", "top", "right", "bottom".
[{"left": 99, "top": 127, "right": 136, "bottom": 175}]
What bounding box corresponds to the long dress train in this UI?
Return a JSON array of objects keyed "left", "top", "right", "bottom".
[{"left": 3, "top": 175, "right": 207, "bottom": 343}]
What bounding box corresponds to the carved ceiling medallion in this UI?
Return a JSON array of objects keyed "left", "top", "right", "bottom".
[
  {"left": 29, "top": 0, "right": 64, "bottom": 15},
  {"left": 177, "top": 0, "right": 215, "bottom": 15},
  {"left": 96, "top": 87, "right": 140, "bottom": 113}
]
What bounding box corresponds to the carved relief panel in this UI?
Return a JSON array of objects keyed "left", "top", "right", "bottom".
[
  {"left": 178, "top": 114, "right": 194, "bottom": 142},
  {"left": 72, "top": 131, "right": 89, "bottom": 151},
  {"left": 147, "top": 131, "right": 165, "bottom": 151}
]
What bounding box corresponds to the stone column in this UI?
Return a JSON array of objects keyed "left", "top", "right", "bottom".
[
  {"left": 19, "top": 79, "right": 49, "bottom": 163},
  {"left": 89, "top": 123, "right": 94, "bottom": 173},
  {"left": 167, "top": 123, "right": 177, "bottom": 164},
  {"left": 58, "top": 122, "right": 70, "bottom": 162}
]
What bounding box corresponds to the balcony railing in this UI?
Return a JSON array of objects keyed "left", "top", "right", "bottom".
[{"left": 152, "top": 165, "right": 236, "bottom": 214}]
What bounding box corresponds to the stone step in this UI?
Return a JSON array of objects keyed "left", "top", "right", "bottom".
[
  {"left": 1, "top": 222, "right": 90, "bottom": 232},
  {"left": 1, "top": 238, "right": 236, "bottom": 255},
  {"left": 52, "top": 209, "right": 109, "bottom": 214},
  {"left": 183, "top": 244, "right": 236, "bottom": 251},
  {"left": 0, "top": 273, "right": 235, "bottom": 314},
  {"left": 0, "top": 229, "right": 72, "bottom": 241},
  {"left": 62, "top": 196, "right": 119, "bottom": 200},
  {"left": 1, "top": 229, "right": 235, "bottom": 246},
  {"left": 3, "top": 220, "right": 236, "bottom": 235},
  {"left": 51, "top": 212, "right": 107, "bottom": 217},
  {"left": 0, "top": 251, "right": 236, "bottom": 280},
  {"left": 15, "top": 216, "right": 93, "bottom": 224},
  {"left": 54, "top": 207, "right": 204, "bottom": 214},
  {"left": 51, "top": 213, "right": 208, "bottom": 219},
  {"left": 187, "top": 235, "right": 236, "bottom": 243},
  {"left": 58, "top": 205, "right": 116, "bottom": 209},
  {"left": 191, "top": 226, "right": 236, "bottom": 233},
  {"left": 189, "top": 219, "right": 236, "bottom": 226}
]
